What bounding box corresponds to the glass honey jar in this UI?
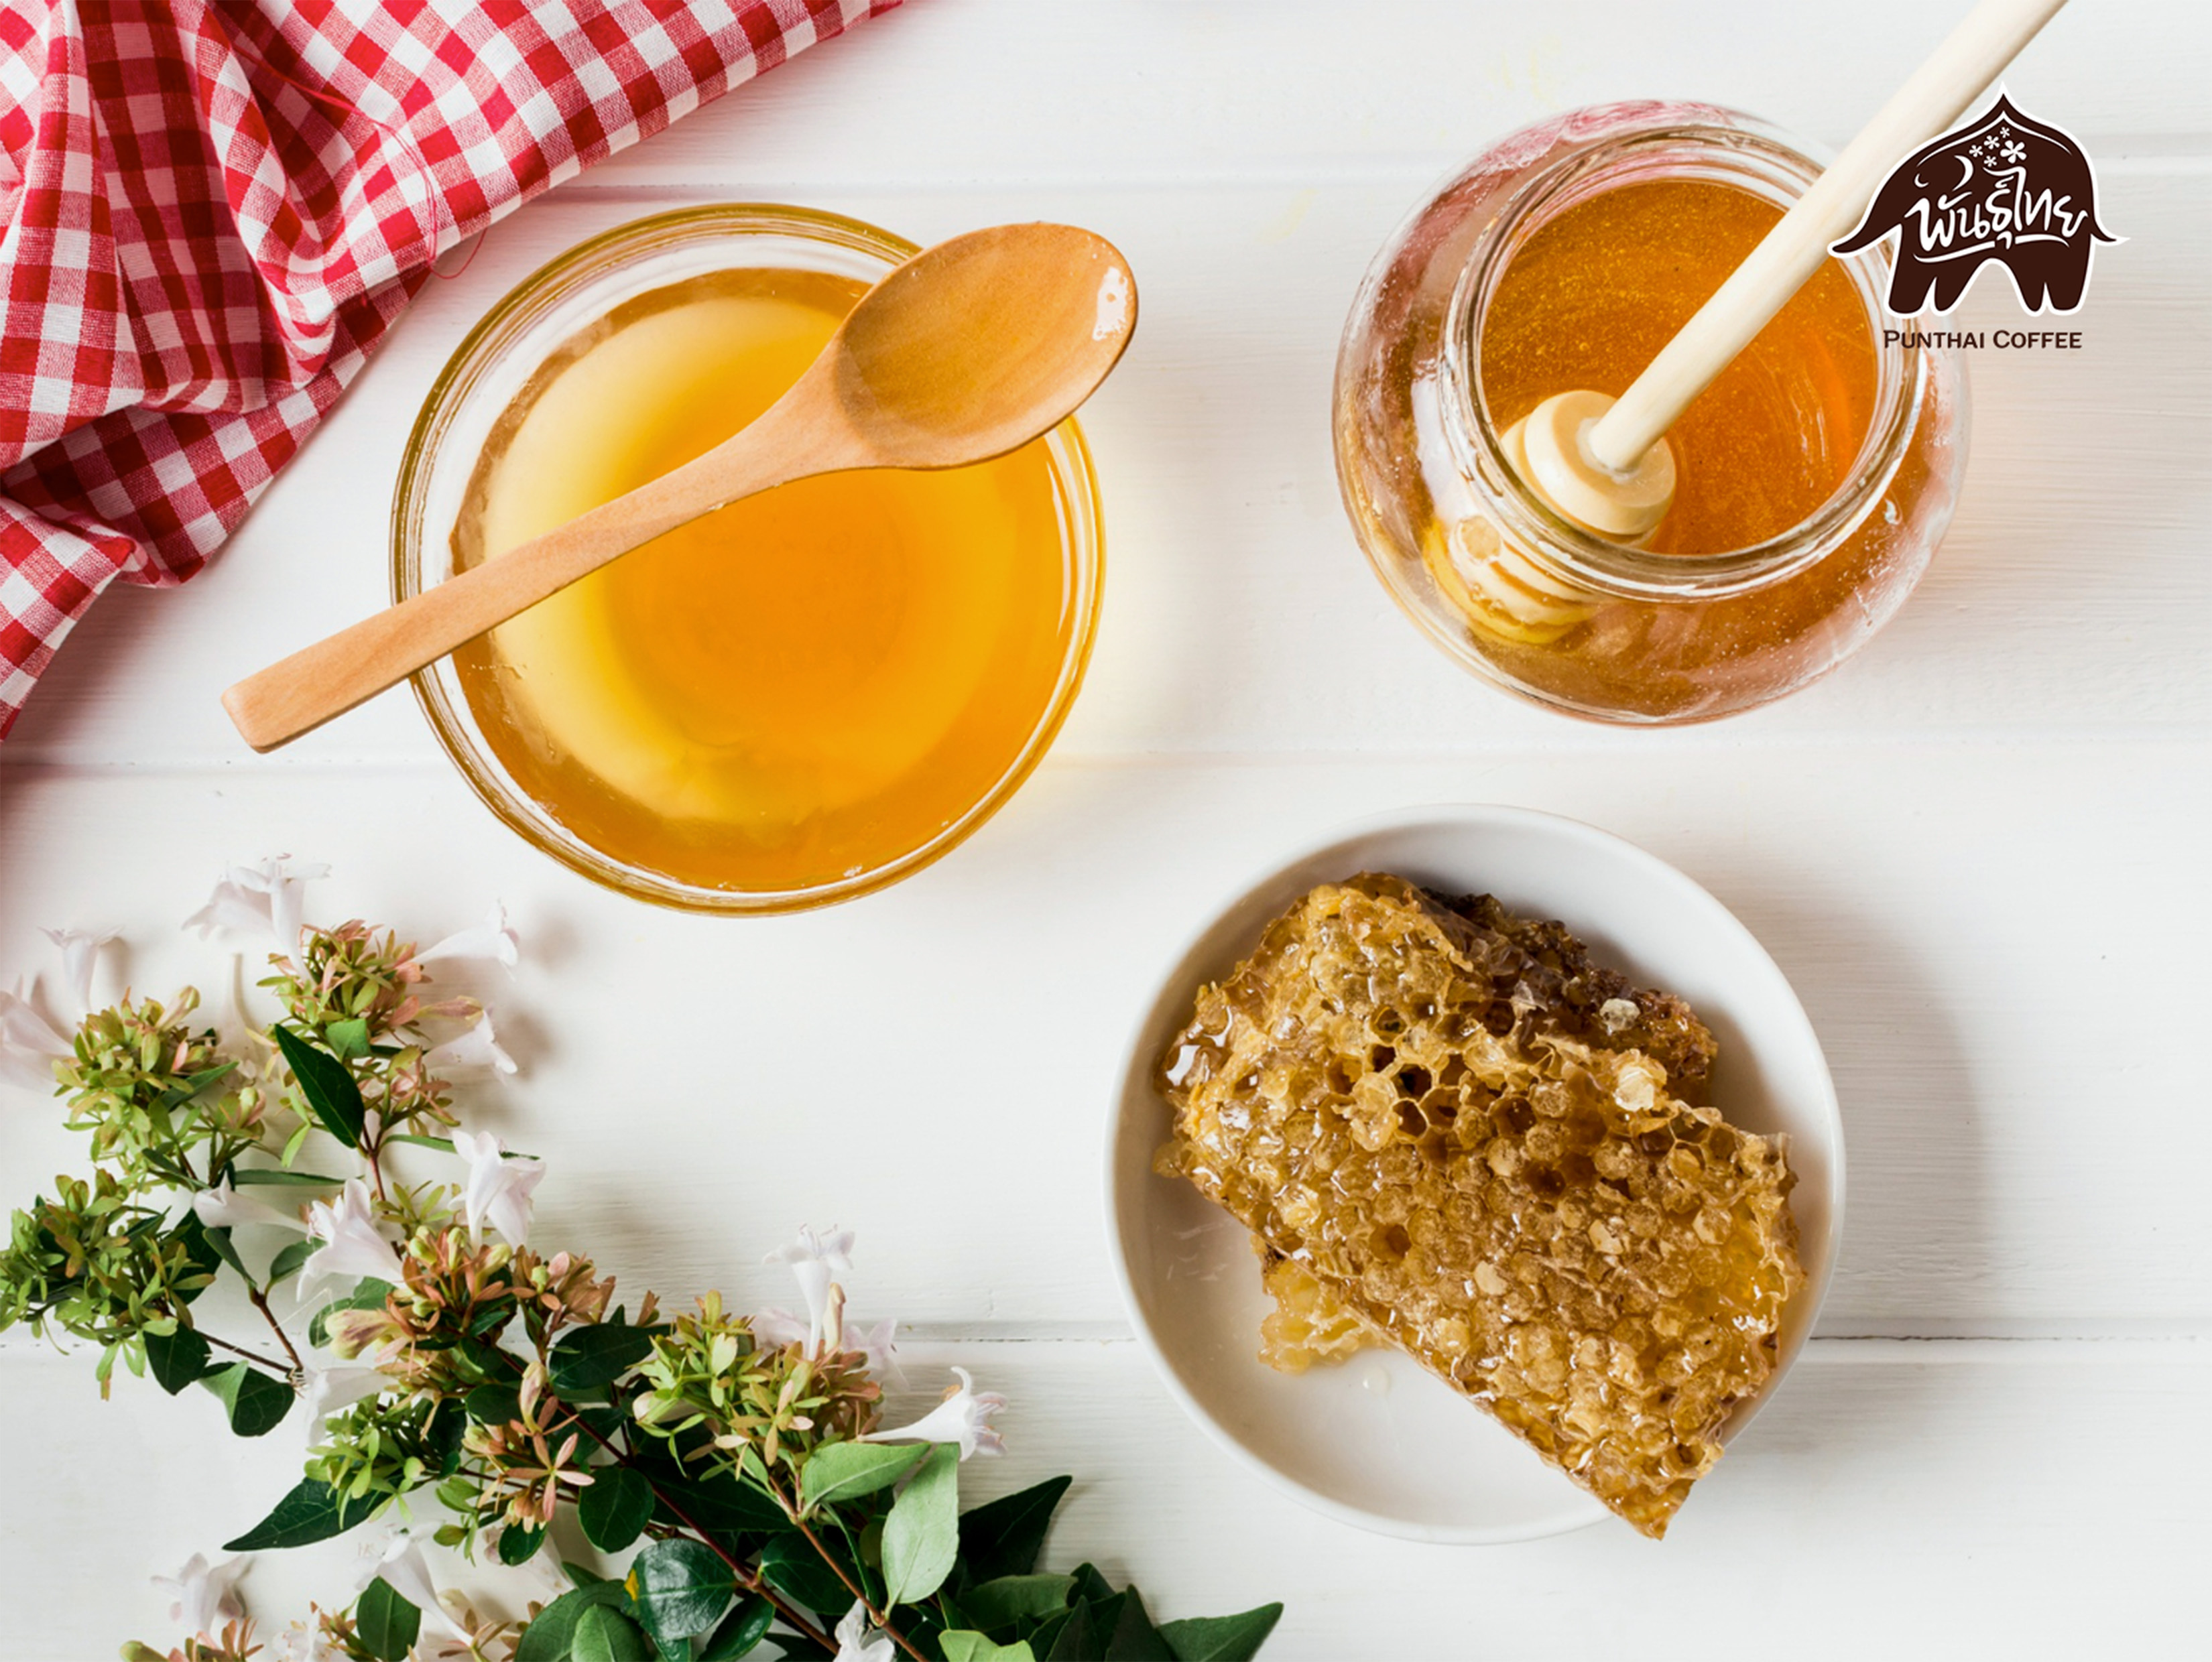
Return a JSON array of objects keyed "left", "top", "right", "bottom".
[{"left": 1334, "top": 103, "right": 1969, "bottom": 724}]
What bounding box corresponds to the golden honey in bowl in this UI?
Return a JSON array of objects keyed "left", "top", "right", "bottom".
[{"left": 448, "top": 266, "right": 1079, "bottom": 895}]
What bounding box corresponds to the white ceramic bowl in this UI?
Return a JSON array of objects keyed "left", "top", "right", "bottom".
[{"left": 1105, "top": 805, "right": 1843, "bottom": 1543}]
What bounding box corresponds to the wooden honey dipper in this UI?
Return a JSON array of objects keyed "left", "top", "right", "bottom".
[{"left": 1507, "top": 0, "right": 2070, "bottom": 540}]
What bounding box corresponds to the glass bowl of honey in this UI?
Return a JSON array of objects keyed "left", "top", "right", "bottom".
[
  {"left": 1335, "top": 103, "right": 1969, "bottom": 724},
  {"left": 393, "top": 206, "right": 1103, "bottom": 912}
]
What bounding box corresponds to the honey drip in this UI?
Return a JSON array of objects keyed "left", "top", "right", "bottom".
[
  {"left": 451, "top": 268, "right": 1077, "bottom": 895},
  {"left": 1155, "top": 875, "right": 1803, "bottom": 1538}
]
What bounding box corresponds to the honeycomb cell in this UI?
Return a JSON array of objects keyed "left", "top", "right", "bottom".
[{"left": 1153, "top": 875, "right": 1802, "bottom": 1539}]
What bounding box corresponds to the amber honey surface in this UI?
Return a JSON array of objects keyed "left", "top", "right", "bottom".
[
  {"left": 1481, "top": 178, "right": 1879, "bottom": 556},
  {"left": 451, "top": 268, "right": 1077, "bottom": 895},
  {"left": 1156, "top": 876, "right": 1803, "bottom": 1537}
]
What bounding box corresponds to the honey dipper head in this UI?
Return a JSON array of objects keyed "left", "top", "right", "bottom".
[{"left": 1502, "top": 389, "right": 1677, "bottom": 541}]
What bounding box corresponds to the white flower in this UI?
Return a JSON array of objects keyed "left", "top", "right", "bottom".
[
  {"left": 279, "top": 1624, "right": 337, "bottom": 1662},
  {"left": 301, "top": 1179, "right": 405, "bottom": 1292},
  {"left": 764, "top": 1225, "right": 854, "bottom": 1356},
  {"left": 301, "top": 1364, "right": 387, "bottom": 1440},
  {"left": 416, "top": 903, "right": 519, "bottom": 972},
  {"left": 863, "top": 1367, "right": 1006, "bottom": 1460},
  {"left": 41, "top": 926, "right": 118, "bottom": 1017},
  {"left": 453, "top": 1129, "right": 543, "bottom": 1244},
  {"left": 424, "top": 1009, "right": 516, "bottom": 1076},
  {"left": 353, "top": 1530, "right": 469, "bottom": 1642},
  {"left": 833, "top": 1599, "right": 896, "bottom": 1662},
  {"left": 756, "top": 1308, "right": 902, "bottom": 1379},
  {"left": 751, "top": 1307, "right": 810, "bottom": 1350},
  {"left": 0, "top": 978, "right": 71, "bottom": 1090},
  {"left": 184, "top": 856, "right": 328, "bottom": 949},
  {"left": 850, "top": 1316, "right": 904, "bottom": 1388},
  {"left": 151, "top": 1552, "right": 249, "bottom": 1638},
  {"left": 193, "top": 1175, "right": 311, "bottom": 1235}
]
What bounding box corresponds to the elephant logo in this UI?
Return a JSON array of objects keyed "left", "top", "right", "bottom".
[{"left": 1833, "top": 92, "right": 2117, "bottom": 316}]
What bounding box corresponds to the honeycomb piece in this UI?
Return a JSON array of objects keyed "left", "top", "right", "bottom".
[
  {"left": 1154, "top": 874, "right": 1802, "bottom": 1538},
  {"left": 1255, "top": 1247, "right": 1379, "bottom": 1372}
]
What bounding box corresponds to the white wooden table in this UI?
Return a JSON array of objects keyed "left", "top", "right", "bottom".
[{"left": 4, "top": 3, "right": 2209, "bottom": 1655}]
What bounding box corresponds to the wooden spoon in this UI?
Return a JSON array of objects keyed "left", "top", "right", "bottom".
[{"left": 223, "top": 222, "right": 1139, "bottom": 752}]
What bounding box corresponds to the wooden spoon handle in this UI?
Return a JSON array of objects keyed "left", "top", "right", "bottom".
[{"left": 223, "top": 417, "right": 820, "bottom": 752}]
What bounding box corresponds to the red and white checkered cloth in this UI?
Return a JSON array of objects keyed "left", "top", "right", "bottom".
[{"left": 0, "top": 0, "right": 898, "bottom": 739}]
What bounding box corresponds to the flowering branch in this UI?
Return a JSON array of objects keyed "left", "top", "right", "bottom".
[{"left": 2, "top": 866, "right": 1283, "bottom": 1662}]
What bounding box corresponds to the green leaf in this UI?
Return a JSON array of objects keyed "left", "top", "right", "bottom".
[
  {"left": 385, "top": 1133, "right": 458, "bottom": 1153},
  {"left": 499, "top": 1524, "right": 547, "bottom": 1566},
  {"left": 548, "top": 1322, "right": 660, "bottom": 1394},
  {"left": 176, "top": 1061, "right": 239, "bottom": 1099},
  {"left": 798, "top": 1441, "right": 927, "bottom": 1513},
  {"left": 223, "top": 1478, "right": 377, "bottom": 1551},
  {"left": 756, "top": 1536, "right": 855, "bottom": 1616},
  {"left": 573, "top": 1604, "right": 655, "bottom": 1662},
  {"left": 200, "top": 1362, "right": 293, "bottom": 1437},
  {"left": 356, "top": 1578, "right": 422, "bottom": 1662},
  {"left": 1042, "top": 1604, "right": 1097, "bottom": 1662},
  {"left": 229, "top": 1169, "right": 347, "bottom": 1188},
  {"left": 513, "top": 1584, "right": 632, "bottom": 1662},
  {"left": 942, "top": 1638, "right": 1039, "bottom": 1662},
  {"left": 268, "top": 1238, "right": 316, "bottom": 1284},
  {"left": 962, "top": 1576, "right": 1075, "bottom": 1633},
  {"left": 881, "top": 1444, "right": 960, "bottom": 1606},
  {"left": 1098, "top": 1586, "right": 1172, "bottom": 1661},
  {"left": 624, "top": 1538, "right": 733, "bottom": 1647},
  {"left": 1158, "top": 1606, "right": 1284, "bottom": 1662},
  {"left": 386, "top": 1131, "right": 540, "bottom": 1159},
  {"left": 194, "top": 1220, "right": 251, "bottom": 1283},
  {"left": 1028, "top": 1608, "right": 1077, "bottom": 1660},
  {"left": 696, "top": 1595, "right": 774, "bottom": 1662},
  {"left": 578, "top": 1466, "right": 654, "bottom": 1553},
  {"left": 959, "top": 1476, "right": 1072, "bottom": 1582},
  {"left": 660, "top": 1471, "right": 791, "bottom": 1538},
  {"left": 324, "top": 1017, "right": 372, "bottom": 1060},
  {"left": 273, "top": 1024, "right": 367, "bottom": 1147},
  {"left": 143, "top": 1324, "right": 211, "bottom": 1393},
  {"left": 308, "top": 1279, "right": 392, "bottom": 1348},
  {"left": 467, "top": 1381, "right": 521, "bottom": 1426},
  {"left": 171, "top": 1211, "right": 231, "bottom": 1297}
]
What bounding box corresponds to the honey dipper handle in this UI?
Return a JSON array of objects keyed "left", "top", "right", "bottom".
[
  {"left": 1585, "top": 0, "right": 2070, "bottom": 472},
  {"left": 223, "top": 402, "right": 841, "bottom": 753}
]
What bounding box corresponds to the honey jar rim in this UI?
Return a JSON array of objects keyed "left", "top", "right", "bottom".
[{"left": 1438, "top": 109, "right": 1957, "bottom": 603}]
